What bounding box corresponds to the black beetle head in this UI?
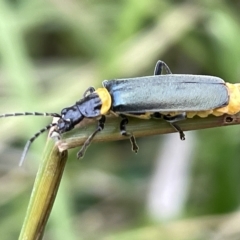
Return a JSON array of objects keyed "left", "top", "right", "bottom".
[{"left": 57, "top": 106, "right": 84, "bottom": 134}]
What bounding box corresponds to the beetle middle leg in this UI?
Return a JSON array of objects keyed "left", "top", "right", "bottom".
[
  {"left": 120, "top": 115, "right": 139, "bottom": 153},
  {"left": 77, "top": 115, "right": 106, "bottom": 158}
]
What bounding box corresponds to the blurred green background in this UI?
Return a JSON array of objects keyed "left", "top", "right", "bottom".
[{"left": 1, "top": 0, "right": 240, "bottom": 239}]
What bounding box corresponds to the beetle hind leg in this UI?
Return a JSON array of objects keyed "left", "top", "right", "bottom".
[
  {"left": 120, "top": 116, "right": 139, "bottom": 153},
  {"left": 154, "top": 60, "right": 172, "bottom": 75}
]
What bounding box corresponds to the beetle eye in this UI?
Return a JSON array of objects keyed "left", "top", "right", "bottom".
[{"left": 61, "top": 108, "right": 68, "bottom": 115}]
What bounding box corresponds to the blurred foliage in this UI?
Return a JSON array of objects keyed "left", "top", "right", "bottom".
[{"left": 0, "top": 0, "right": 240, "bottom": 239}]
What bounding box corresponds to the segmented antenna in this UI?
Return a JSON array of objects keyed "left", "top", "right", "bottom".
[
  {"left": 0, "top": 112, "right": 61, "bottom": 118},
  {"left": 19, "top": 122, "right": 58, "bottom": 166},
  {"left": 0, "top": 112, "right": 61, "bottom": 166}
]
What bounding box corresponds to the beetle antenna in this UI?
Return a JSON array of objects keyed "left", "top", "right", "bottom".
[
  {"left": 19, "top": 122, "right": 58, "bottom": 166},
  {"left": 0, "top": 112, "right": 61, "bottom": 118}
]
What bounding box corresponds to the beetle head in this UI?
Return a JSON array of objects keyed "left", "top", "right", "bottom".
[{"left": 57, "top": 106, "right": 84, "bottom": 133}]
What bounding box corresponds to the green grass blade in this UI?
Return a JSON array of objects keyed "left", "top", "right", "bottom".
[{"left": 19, "top": 137, "right": 68, "bottom": 240}]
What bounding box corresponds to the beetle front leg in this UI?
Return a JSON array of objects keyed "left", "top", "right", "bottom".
[
  {"left": 77, "top": 115, "right": 106, "bottom": 158},
  {"left": 120, "top": 116, "right": 139, "bottom": 153},
  {"left": 83, "top": 87, "right": 96, "bottom": 97}
]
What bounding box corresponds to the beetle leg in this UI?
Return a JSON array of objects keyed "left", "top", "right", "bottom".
[
  {"left": 162, "top": 113, "right": 186, "bottom": 122},
  {"left": 83, "top": 87, "right": 96, "bottom": 97},
  {"left": 120, "top": 116, "right": 139, "bottom": 153},
  {"left": 154, "top": 60, "right": 172, "bottom": 75},
  {"left": 169, "top": 123, "right": 185, "bottom": 140},
  {"left": 77, "top": 115, "right": 106, "bottom": 158},
  {"left": 162, "top": 113, "right": 186, "bottom": 140}
]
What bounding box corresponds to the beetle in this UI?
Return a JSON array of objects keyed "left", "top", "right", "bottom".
[{"left": 1, "top": 60, "right": 240, "bottom": 165}]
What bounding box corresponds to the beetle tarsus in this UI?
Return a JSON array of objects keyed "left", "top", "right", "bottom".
[
  {"left": 129, "top": 135, "right": 139, "bottom": 153},
  {"left": 170, "top": 123, "right": 185, "bottom": 140},
  {"left": 120, "top": 116, "right": 139, "bottom": 153}
]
